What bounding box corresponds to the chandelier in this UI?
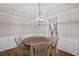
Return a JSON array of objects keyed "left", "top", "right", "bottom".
[{"left": 35, "top": 3, "right": 45, "bottom": 26}]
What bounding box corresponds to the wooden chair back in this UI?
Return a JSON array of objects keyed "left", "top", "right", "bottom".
[
  {"left": 50, "top": 36, "right": 58, "bottom": 55},
  {"left": 15, "top": 37, "right": 22, "bottom": 47},
  {"left": 30, "top": 42, "right": 51, "bottom": 56},
  {"left": 51, "top": 37, "right": 58, "bottom": 47}
]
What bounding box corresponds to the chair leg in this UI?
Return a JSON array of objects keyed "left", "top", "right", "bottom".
[
  {"left": 51, "top": 48, "right": 57, "bottom": 56},
  {"left": 54, "top": 48, "right": 58, "bottom": 56},
  {"left": 54, "top": 49, "right": 56, "bottom": 56},
  {"left": 51, "top": 49, "right": 56, "bottom": 56}
]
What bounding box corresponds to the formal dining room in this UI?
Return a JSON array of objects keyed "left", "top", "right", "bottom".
[{"left": 0, "top": 3, "right": 79, "bottom": 56}]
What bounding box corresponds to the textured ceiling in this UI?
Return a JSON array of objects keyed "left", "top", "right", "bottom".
[{"left": 0, "top": 3, "right": 79, "bottom": 19}]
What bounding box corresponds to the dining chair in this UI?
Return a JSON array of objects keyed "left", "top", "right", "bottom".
[
  {"left": 51, "top": 36, "right": 58, "bottom": 55},
  {"left": 30, "top": 42, "right": 51, "bottom": 56},
  {"left": 15, "top": 37, "right": 30, "bottom": 56}
]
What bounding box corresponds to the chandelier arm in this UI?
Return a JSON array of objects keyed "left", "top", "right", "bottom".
[{"left": 34, "top": 3, "right": 45, "bottom": 26}]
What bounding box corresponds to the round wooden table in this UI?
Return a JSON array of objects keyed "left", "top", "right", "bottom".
[{"left": 23, "top": 36, "right": 52, "bottom": 46}]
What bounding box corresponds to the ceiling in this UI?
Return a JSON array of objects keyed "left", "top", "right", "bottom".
[{"left": 0, "top": 3, "right": 79, "bottom": 19}]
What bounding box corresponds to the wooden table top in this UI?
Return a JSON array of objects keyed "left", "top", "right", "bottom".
[{"left": 23, "top": 36, "right": 52, "bottom": 45}]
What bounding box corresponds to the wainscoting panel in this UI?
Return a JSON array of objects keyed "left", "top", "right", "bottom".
[{"left": 58, "top": 36, "right": 78, "bottom": 55}]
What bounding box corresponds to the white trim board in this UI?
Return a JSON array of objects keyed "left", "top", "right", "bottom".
[{"left": 47, "top": 7, "right": 79, "bottom": 19}]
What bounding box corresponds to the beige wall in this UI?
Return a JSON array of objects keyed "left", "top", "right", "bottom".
[
  {"left": 59, "top": 8, "right": 79, "bottom": 37},
  {"left": 0, "top": 13, "right": 48, "bottom": 51},
  {"left": 48, "top": 8, "right": 79, "bottom": 55},
  {"left": 57, "top": 8, "right": 79, "bottom": 55},
  {"left": 0, "top": 14, "right": 34, "bottom": 36}
]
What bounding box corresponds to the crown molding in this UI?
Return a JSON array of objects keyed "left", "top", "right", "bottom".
[{"left": 0, "top": 12, "right": 34, "bottom": 19}]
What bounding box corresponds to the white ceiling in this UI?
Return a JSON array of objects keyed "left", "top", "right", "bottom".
[{"left": 0, "top": 3, "right": 79, "bottom": 19}]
